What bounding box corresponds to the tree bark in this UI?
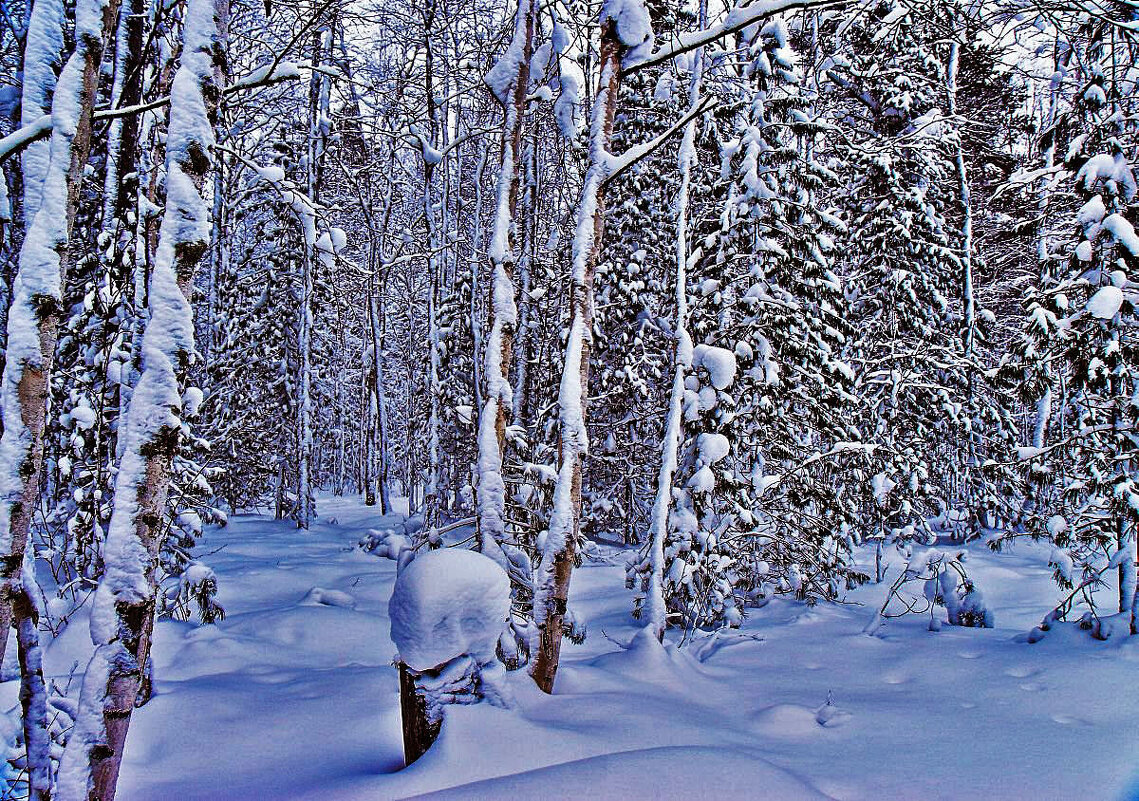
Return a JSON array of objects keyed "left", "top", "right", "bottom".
[
  {"left": 531, "top": 21, "right": 623, "bottom": 694},
  {"left": 475, "top": 0, "right": 536, "bottom": 570},
  {"left": 398, "top": 661, "right": 441, "bottom": 766}
]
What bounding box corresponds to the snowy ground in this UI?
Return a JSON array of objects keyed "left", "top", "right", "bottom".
[{"left": 29, "top": 494, "right": 1139, "bottom": 799}]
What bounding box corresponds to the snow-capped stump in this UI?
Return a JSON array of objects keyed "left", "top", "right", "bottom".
[
  {"left": 389, "top": 548, "right": 511, "bottom": 765},
  {"left": 390, "top": 548, "right": 510, "bottom": 670}
]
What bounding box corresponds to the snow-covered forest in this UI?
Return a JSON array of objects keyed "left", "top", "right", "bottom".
[{"left": 0, "top": 0, "right": 1137, "bottom": 795}]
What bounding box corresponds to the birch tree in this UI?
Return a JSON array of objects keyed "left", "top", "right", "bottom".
[
  {"left": 476, "top": 0, "right": 536, "bottom": 571},
  {"left": 57, "top": 0, "right": 224, "bottom": 795},
  {"left": 0, "top": 0, "right": 122, "bottom": 793}
]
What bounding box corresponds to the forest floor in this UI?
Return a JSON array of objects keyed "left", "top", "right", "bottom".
[{"left": 36, "top": 494, "right": 1139, "bottom": 800}]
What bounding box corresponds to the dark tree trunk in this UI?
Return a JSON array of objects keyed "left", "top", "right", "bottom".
[{"left": 398, "top": 661, "right": 441, "bottom": 766}]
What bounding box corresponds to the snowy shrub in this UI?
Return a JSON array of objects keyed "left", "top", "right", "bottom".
[
  {"left": 867, "top": 548, "right": 993, "bottom": 633},
  {"left": 359, "top": 528, "right": 415, "bottom": 561},
  {"left": 167, "top": 561, "right": 225, "bottom": 624}
]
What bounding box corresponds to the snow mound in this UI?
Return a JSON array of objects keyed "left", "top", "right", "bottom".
[
  {"left": 585, "top": 626, "right": 710, "bottom": 692},
  {"left": 389, "top": 548, "right": 510, "bottom": 672},
  {"left": 302, "top": 587, "right": 356, "bottom": 609},
  {"left": 406, "top": 745, "right": 826, "bottom": 800},
  {"left": 814, "top": 700, "right": 852, "bottom": 728}
]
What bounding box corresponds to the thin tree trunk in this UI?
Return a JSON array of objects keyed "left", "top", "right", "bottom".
[
  {"left": 645, "top": 5, "right": 705, "bottom": 640},
  {"left": 945, "top": 42, "right": 974, "bottom": 360},
  {"left": 531, "top": 20, "right": 624, "bottom": 694},
  {"left": 421, "top": 0, "right": 443, "bottom": 533},
  {"left": 476, "top": 0, "right": 535, "bottom": 570},
  {"left": 56, "top": 0, "right": 224, "bottom": 796},
  {"left": 297, "top": 19, "right": 331, "bottom": 529}
]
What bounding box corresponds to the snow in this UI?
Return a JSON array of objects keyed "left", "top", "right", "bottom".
[
  {"left": 413, "top": 128, "right": 443, "bottom": 165},
  {"left": 1076, "top": 152, "right": 1137, "bottom": 200},
  {"left": 550, "top": 8, "right": 585, "bottom": 139},
  {"left": 692, "top": 343, "right": 737, "bottom": 389},
  {"left": 389, "top": 548, "right": 510, "bottom": 672},
  {"left": 696, "top": 432, "right": 730, "bottom": 464},
  {"left": 553, "top": 57, "right": 585, "bottom": 139},
  {"left": 601, "top": 0, "right": 654, "bottom": 57},
  {"left": 18, "top": 0, "right": 64, "bottom": 226},
  {"left": 412, "top": 746, "right": 826, "bottom": 799},
  {"left": 872, "top": 472, "right": 895, "bottom": 505},
  {"left": 1087, "top": 284, "right": 1124, "bottom": 320},
  {"left": 483, "top": 0, "right": 530, "bottom": 105},
  {"left": 1103, "top": 213, "right": 1139, "bottom": 256},
  {"left": 2, "top": 494, "right": 1107, "bottom": 800}
]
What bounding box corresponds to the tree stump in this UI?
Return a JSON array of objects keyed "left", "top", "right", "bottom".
[{"left": 398, "top": 661, "right": 441, "bottom": 766}]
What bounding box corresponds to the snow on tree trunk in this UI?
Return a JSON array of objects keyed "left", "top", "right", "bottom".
[
  {"left": 19, "top": 0, "right": 64, "bottom": 227},
  {"left": 531, "top": 14, "right": 631, "bottom": 694},
  {"left": 0, "top": 0, "right": 120, "bottom": 793},
  {"left": 389, "top": 548, "right": 511, "bottom": 764},
  {"left": 56, "top": 0, "right": 222, "bottom": 796},
  {"left": 476, "top": 0, "right": 535, "bottom": 572},
  {"left": 643, "top": 10, "right": 705, "bottom": 641},
  {"left": 945, "top": 42, "right": 975, "bottom": 360},
  {"left": 420, "top": 0, "right": 443, "bottom": 535}
]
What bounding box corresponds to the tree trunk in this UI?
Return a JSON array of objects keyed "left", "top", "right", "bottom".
[
  {"left": 475, "top": 0, "right": 536, "bottom": 571},
  {"left": 0, "top": 0, "right": 121, "bottom": 793},
  {"left": 398, "top": 661, "right": 441, "bottom": 766},
  {"left": 645, "top": 7, "right": 705, "bottom": 639},
  {"left": 55, "top": 0, "right": 224, "bottom": 796},
  {"left": 531, "top": 21, "right": 623, "bottom": 694}
]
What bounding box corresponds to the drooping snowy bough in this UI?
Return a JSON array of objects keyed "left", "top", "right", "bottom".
[
  {"left": 57, "top": 0, "right": 223, "bottom": 797},
  {"left": 389, "top": 548, "right": 511, "bottom": 765}
]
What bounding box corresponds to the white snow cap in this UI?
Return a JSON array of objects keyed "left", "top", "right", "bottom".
[
  {"left": 697, "top": 432, "right": 731, "bottom": 465},
  {"left": 1087, "top": 285, "right": 1123, "bottom": 320},
  {"left": 601, "top": 0, "right": 654, "bottom": 64},
  {"left": 692, "top": 344, "right": 737, "bottom": 390},
  {"left": 389, "top": 548, "right": 510, "bottom": 672}
]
